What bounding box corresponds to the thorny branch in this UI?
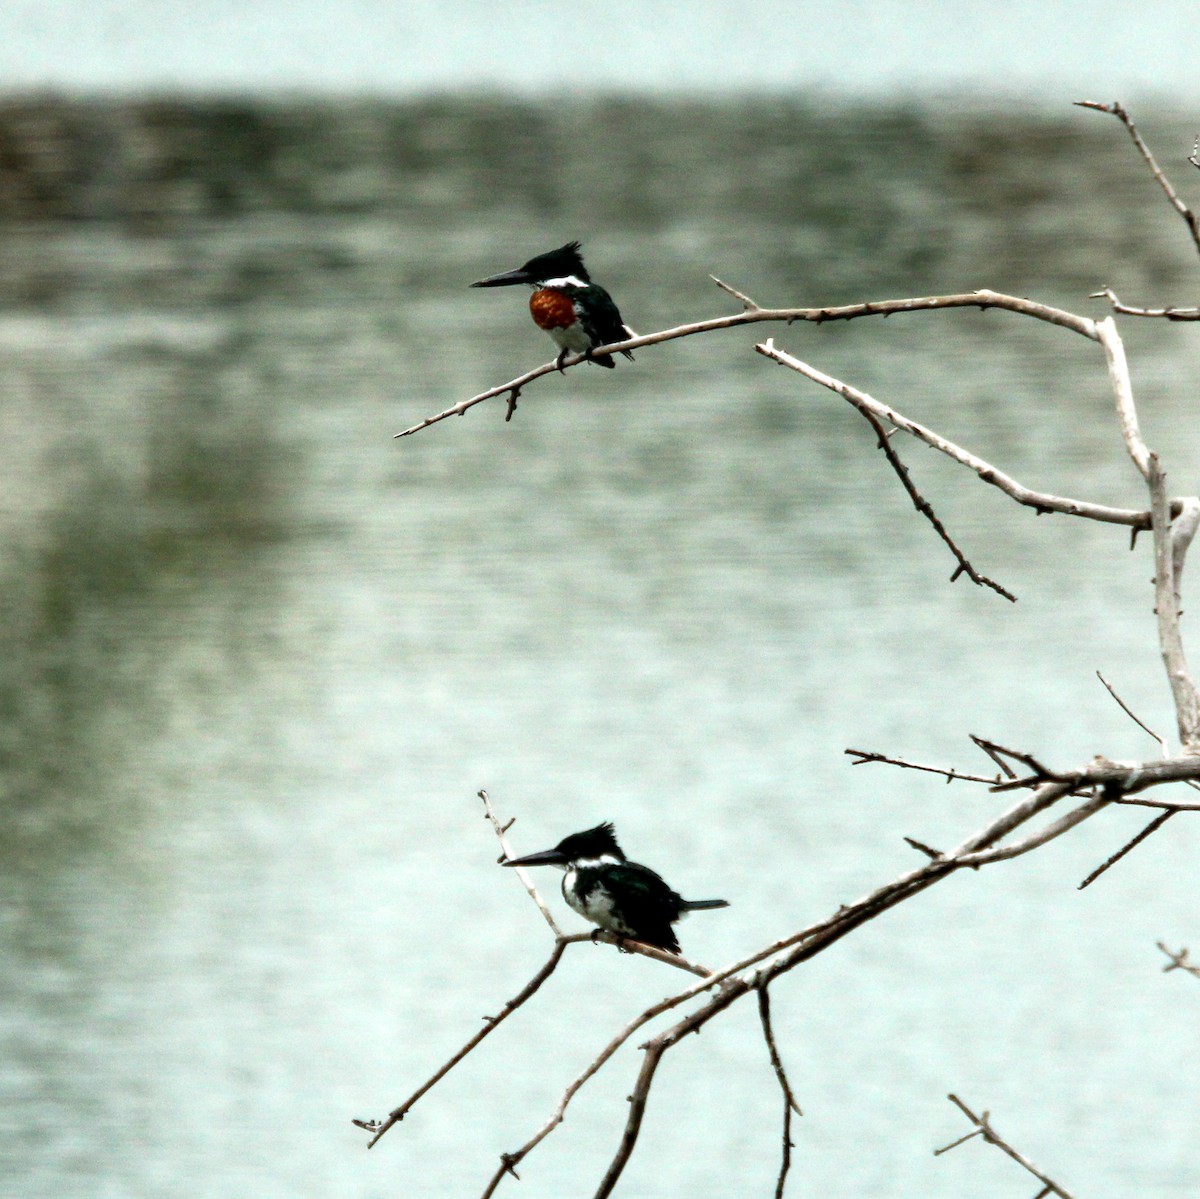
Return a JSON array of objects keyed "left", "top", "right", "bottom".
[
  {"left": 1078, "top": 807, "right": 1176, "bottom": 890},
  {"left": 397, "top": 287, "right": 1098, "bottom": 438},
  {"left": 753, "top": 337, "right": 1161, "bottom": 530},
  {"left": 1076, "top": 100, "right": 1200, "bottom": 257},
  {"left": 757, "top": 984, "right": 803, "bottom": 1199},
  {"left": 935, "top": 1094, "right": 1078, "bottom": 1199},
  {"left": 845, "top": 745, "right": 1003, "bottom": 786},
  {"left": 1090, "top": 286, "right": 1200, "bottom": 322},
  {"left": 857, "top": 407, "right": 1016, "bottom": 601}
]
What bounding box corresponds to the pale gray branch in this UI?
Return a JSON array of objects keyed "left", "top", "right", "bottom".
[
  {"left": 397, "top": 288, "right": 1097, "bottom": 437},
  {"left": 1149, "top": 458, "right": 1200, "bottom": 750},
  {"left": 936, "top": 1094, "right": 1078, "bottom": 1199},
  {"left": 1096, "top": 671, "right": 1169, "bottom": 754},
  {"left": 1096, "top": 316, "right": 1150, "bottom": 479},
  {"left": 754, "top": 339, "right": 1149, "bottom": 528},
  {"left": 1076, "top": 99, "right": 1200, "bottom": 257},
  {"left": 1091, "top": 286, "right": 1200, "bottom": 321},
  {"left": 481, "top": 789, "right": 561, "bottom": 935}
]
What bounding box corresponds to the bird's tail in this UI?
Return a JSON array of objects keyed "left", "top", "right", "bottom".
[{"left": 680, "top": 898, "right": 729, "bottom": 911}]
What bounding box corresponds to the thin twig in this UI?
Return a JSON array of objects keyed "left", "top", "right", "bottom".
[
  {"left": 1078, "top": 807, "right": 1176, "bottom": 889},
  {"left": 1076, "top": 100, "right": 1200, "bottom": 256},
  {"left": 758, "top": 984, "right": 803, "bottom": 1199},
  {"left": 971, "top": 738, "right": 1019, "bottom": 780},
  {"left": 353, "top": 937, "right": 570, "bottom": 1147},
  {"left": 481, "top": 789, "right": 561, "bottom": 934},
  {"left": 936, "top": 1094, "right": 1078, "bottom": 1199},
  {"left": 858, "top": 407, "right": 1016, "bottom": 601},
  {"left": 845, "top": 746, "right": 1002, "bottom": 786},
  {"left": 1091, "top": 286, "right": 1200, "bottom": 321},
  {"left": 970, "top": 736, "right": 1061, "bottom": 785},
  {"left": 1096, "top": 671, "right": 1169, "bottom": 754}
]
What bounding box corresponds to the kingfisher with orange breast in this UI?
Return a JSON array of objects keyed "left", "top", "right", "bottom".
[{"left": 471, "top": 241, "right": 636, "bottom": 371}]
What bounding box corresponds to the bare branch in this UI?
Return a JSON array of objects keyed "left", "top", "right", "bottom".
[
  {"left": 972, "top": 738, "right": 1020, "bottom": 779},
  {"left": 1091, "top": 286, "right": 1200, "bottom": 321},
  {"left": 936, "top": 1094, "right": 1078, "bottom": 1199},
  {"left": 1078, "top": 808, "right": 1177, "bottom": 889},
  {"left": 754, "top": 339, "right": 1152, "bottom": 530},
  {"left": 1075, "top": 100, "right": 1200, "bottom": 256},
  {"left": 397, "top": 289, "right": 1098, "bottom": 437},
  {"left": 858, "top": 407, "right": 1016, "bottom": 601},
  {"left": 845, "top": 746, "right": 1002, "bottom": 786},
  {"left": 1096, "top": 671, "right": 1169, "bottom": 754},
  {"left": 1149, "top": 456, "right": 1200, "bottom": 750},
  {"left": 956, "top": 789, "right": 1110, "bottom": 867},
  {"left": 354, "top": 936, "right": 570, "bottom": 1147},
  {"left": 1109, "top": 793, "right": 1200, "bottom": 811},
  {"left": 592, "top": 1036, "right": 671, "bottom": 1199},
  {"left": 904, "top": 836, "right": 945, "bottom": 860},
  {"left": 970, "top": 736, "right": 1062, "bottom": 786},
  {"left": 757, "top": 984, "right": 802, "bottom": 1199},
  {"left": 481, "top": 789, "right": 561, "bottom": 935},
  {"left": 1095, "top": 316, "right": 1150, "bottom": 479},
  {"left": 986, "top": 752, "right": 1200, "bottom": 796},
  {"left": 1157, "top": 942, "right": 1200, "bottom": 979},
  {"left": 709, "top": 274, "right": 761, "bottom": 309}
]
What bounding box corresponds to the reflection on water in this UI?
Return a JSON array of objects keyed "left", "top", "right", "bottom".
[{"left": 1, "top": 97, "right": 1198, "bottom": 1198}]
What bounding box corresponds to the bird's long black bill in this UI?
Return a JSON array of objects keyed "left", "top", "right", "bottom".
[
  {"left": 470, "top": 268, "right": 531, "bottom": 288},
  {"left": 680, "top": 898, "right": 730, "bottom": 910},
  {"left": 501, "top": 848, "right": 568, "bottom": 868}
]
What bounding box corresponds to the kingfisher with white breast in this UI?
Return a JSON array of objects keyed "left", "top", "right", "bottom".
[
  {"left": 471, "top": 242, "right": 636, "bottom": 371},
  {"left": 501, "top": 822, "right": 729, "bottom": 955}
]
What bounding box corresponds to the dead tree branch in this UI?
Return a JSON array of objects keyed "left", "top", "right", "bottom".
[
  {"left": 352, "top": 936, "right": 569, "bottom": 1147},
  {"left": 1149, "top": 457, "right": 1200, "bottom": 750},
  {"left": 1076, "top": 100, "right": 1200, "bottom": 257},
  {"left": 480, "top": 788, "right": 561, "bottom": 935},
  {"left": 757, "top": 984, "right": 803, "bottom": 1199},
  {"left": 753, "top": 338, "right": 1154, "bottom": 530},
  {"left": 935, "top": 1094, "right": 1078, "bottom": 1199},
  {"left": 1090, "top": 286, "right": 1200, "bottom": 322},
  {"left": 1078, "top": 808, "right": 1177, "bottom": 890},
  {"left": 845, "top": 746, "right": 1002, "bottom": 786},
  {"left": 1096, "top": 670, "right": 1170, "bottom": 754},
  {"left": 858, "top": 407, "right": 1016, "bottom": 601},
  {"left": 397, "top": 288, "right": 1098, "bottom": 438}
]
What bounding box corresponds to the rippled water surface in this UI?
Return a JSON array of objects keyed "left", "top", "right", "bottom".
[{"left": 2, "top": 97, "right": 1198, "bottom": 1197}]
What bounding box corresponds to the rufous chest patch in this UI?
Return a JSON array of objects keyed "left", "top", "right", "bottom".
[{"left": 530, "top": 288, "right": 577, "bottom": 331}]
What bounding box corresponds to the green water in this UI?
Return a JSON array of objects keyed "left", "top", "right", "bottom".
[{"left": 1, "top": 97, "right": 1197, "bottom": 1197}]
